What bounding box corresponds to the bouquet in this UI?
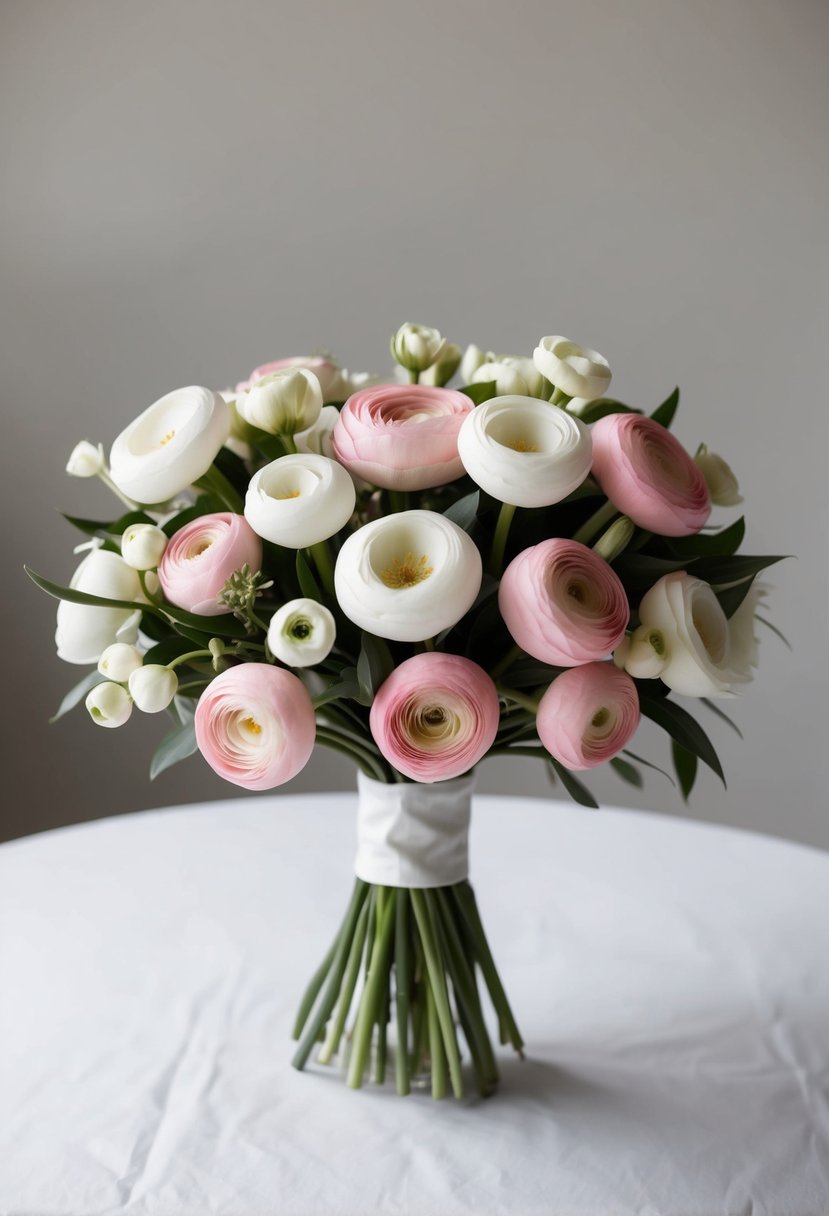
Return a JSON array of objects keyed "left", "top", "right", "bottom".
[{"left": 28, "top": 325, "right": 785, "bottom": 1101}]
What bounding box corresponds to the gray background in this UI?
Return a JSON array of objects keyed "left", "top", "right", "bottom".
[{"left": 1, "top": 0, "right": 826, "bottom": 847}]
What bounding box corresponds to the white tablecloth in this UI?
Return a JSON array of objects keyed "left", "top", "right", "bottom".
[{"left": 1, "top": 794, "right": 828, "bottom": 1216}]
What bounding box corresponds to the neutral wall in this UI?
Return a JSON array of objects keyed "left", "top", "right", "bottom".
[{"left": 1, "top": 0, "right": 827, "bottom": 847}]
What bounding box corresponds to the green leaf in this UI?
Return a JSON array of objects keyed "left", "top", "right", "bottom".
[
  {"left": 50, "top": 669, "right": 106, "bottom": 722},
  {"left": 622, "top": 749, "right": 676, "bottom": 787},
  {"left": 142, "top": 636, "right": 205, "bottom": 666},
  {"left": 162, "top": 602, "right": 249, "bottom": 638},
  {"left": 574, "top": 398, "right": 643, "bottom": 424},
  {"left": 756, "top": 615, "right": 792, "bottom": 650},
  {"left": 611, "top": 553, "right": 690, "bottom": 588},
  {"left": 357, "top": 632, "right": 394, "bottom": 701},
  {"left": 639, "top": 694, "right": 725, "bottom": 785},
  {"left": 715, "top": 579, "right": 754, "bottom": 619},
  {"left": 671, "top": 740, "right": 698, "bottom": 802},
  {"left": 26, "top": 567, "right": 149, "bottom": 615},
  {"left": 161, "top": 496, "right": 223, "bottom": 537},
  {"left": 61, "top": 509, "right": 154, "bottom": 538},
  {"left": 499, "top": 659, "right": 563, "bottom": 689},
  {"left": 692, "top": 553, "right": 788, "bottom": 586},
  {"left": 443, "top": 490, "right": 480, "bottom": 532},
  {"left": 459, "top": 381, "right": 498, "bottom": 405},
  {"left": 312, "top": 673, "right": 363, "bottom": 709},
  {"left": 700, "top": 698, "right": 743, "bottom": 738},
  {"left": 150, "top": 718, "right": 199, "bottom": 780},
  {"left": 609, "top": 755, "right": 644, "bottom": 788},
  {"left": 296, "top": 551, "right": 323, "bottom": 601},
  {"left": 666, "top": 516, "right": 746, "bottom": 559},
  {"left": 650, "top": 387, "right": 679, "bottom": 429},
  {"left": 548, "top": 758, "right": 600, "bottom": 808}
]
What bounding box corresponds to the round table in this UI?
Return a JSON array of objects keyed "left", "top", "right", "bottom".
[{"left": 2, "top": 794, "right": 828, "bottom": 1215}]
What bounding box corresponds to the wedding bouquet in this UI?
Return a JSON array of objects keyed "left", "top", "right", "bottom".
[{"left": 29, "top": 325, "right": 785, "bottom": 1100}]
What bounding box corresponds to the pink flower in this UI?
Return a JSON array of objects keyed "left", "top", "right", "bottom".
[
  {"left": 590, "top": 414, "right": 710, "bottom": 537},
  {"left": 158, "top": 512, "right": 262, "bottom": 615},
  {"left": 499, "top": 539, "right": 629, "bottom": 665},
  {"left": 537, "top": 662, "right": 640, "bottom": 770},
  {"left": 369, "top": 653, "right": 499, "bottom": 782},
  {"left": 332, "top": 384, "right": 473, "bottom": 491},
  {"left": 195, "top": 664, "right": 316, "bottom": 790},
  {"left": 236, "top": 356, "right": 348, "bottom": 403}
]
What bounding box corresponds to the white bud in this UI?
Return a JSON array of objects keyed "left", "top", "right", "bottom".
[
  {"left": 533, "top": 336, "right": 611, "bottom": 400},
  {"left": 98, "top": 642, "right": 144, "bottom": 682},
  {"left": 237, "top": 369, "right": 323, "bottom": 437},
  {"left": 694, "top": 444, "right": 743, "bottom": 506},
  {"left": 121, "top": 523, "right": 168, "bottom": 570},
  {"left": 86, "top": 681, "right": 133, "bottom": 728},
  {"left": 66, "top": 441, "right": 105, "bottom": 478},
  {"left": 267, "top": 598, "right": 337, "bottom": 667},
  {"left": 471, "top": 361, "right": 530, "bottom": 396},
  {"left": 419, "top": 343, "right": 462, "bottom": 387},
  {"left": 128, "top": 664, "right": 179, "bottom": 712},
  {"left": 390, "top": 323, "right": 445, "bottom": 373},
  {"left": 617, "top": 625, "right": 667, "bottom": 679},
  {"left": 460, "top": 344, "right": 492, "bottom": 383}
]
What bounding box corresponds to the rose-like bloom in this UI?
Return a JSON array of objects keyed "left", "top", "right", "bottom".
[
  {"left": 499, "top": 539, "right": 629, "bottom": 665},
  {"left": 537, "top": 663, "right": 640, "bottom": 770},
  {"left": 66, "top": 441, "right": 105, "bottom": 478},
  {"left": 98, "top": 642, "right": 143, "bottom": 682},
  {"left": 236, "top": 368, "right": 323, "bottom": 437},
  {"left": 121, "top": 523, "right": 168, "bottom": 571},
  {"left": 109, "top": 386, "right": 229, "bottom": 505},
  {"left": 533, "top": 336, "right": 612, "bottom": 399},
  {"left": 55, "top": 549, "right": 144, "bottom": 665},
  {"left": 332, "top": 384, "right": 473, "bottom": 491},
  {"left": 194, "top": 663, "right": 316, "bottom": 790},
  {"left": 419, "top": 343, "right": 462, "bottom": 387},
  {"left": 390, "top": 323, "right": 445, "bottom": 373},
  {"left": 369, "top": 653, "right": 500, "bottom": 782},
  {"left": 236, "top": 356, "right": 350, "bottom": 403},
  {"left": 334, "top": 510, "right": 482, "bottom": 642},
  {"left": 158, "top": 512, "right": 263, "bottom": 615},
  {"left": 636, "top": 571, "right": 753, "bottom": 697},
  {"left": 85, "top": 681, "right": 133, "bottom": 729},
  {"left": 591, "top": 414, "right": 711, "bottom": 537},
  {"left": 128, "top": 664, "right": 178, "bottom": 712},
  {"left": 457, "top": 396, "right": 592, "bottom": 508},
  {"left": 245, "top": 453, "right": 356, "bottom": 548},
  {"left": 694, "top": 444, "right": 743, "bottom": 506},
  {"left": 267, "top": 597, "right": 336, "bottom": 667}
]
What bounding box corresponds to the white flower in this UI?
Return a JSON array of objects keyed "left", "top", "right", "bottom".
[
  {"left": 66, "top": 441, "right": 105, "bottom": 478},
  {"left": 460, "top": 344, "right": 492, "bottom": 382},
  {"left": 613, "top": 626, "right": 666, "bottom": 679},
  {"left": 727, "top": 583, "right": 763, "bottom": 675},
  {"left": 128, "top": 664, "right": 179, "bottom": 712},
  {"left": 533, "top": 336, "right": 611, "bottom": 399},
  {"left": 109, "top": 386, "right": 229, "bottom": 505},
  {"left": 391, "top": 323, "right": 445, "bottom": 373},
  {"left": 56, "top": 549, "right": 144, "bottom": 665},
  {"left": 294, "top": 405, "right": 340, "bottom": 459},
  {"left": 637, "top": 571, "right": 754, "bottom": 698},
  {"left": 419, "top": 343, "right": 462, "bottom": 387},
  {"left": 121, "top": 523, "right": 168, "bottom": 570},
  {"left": 470, "top": 362, "right": 530, "bottom": 396},
  {"left": 334, "top": 510, "right": 482, "bottom": 642},
  {"left": 695, "top": 444, "right": 743, "bottom": 506},
  {"left": 267, "top": 598, "right": 337, "bottom": 667},
  {"left": 244, "top": 453, "right": 356, "bottom": 548},
  {"left": 85, "top": 681, "right": 133, "bottom": 728},
  {"left": 457, "top": 395, "right": 592, "bottom": 507},
  {"left": 236, "top": 369, "right": 323, "bottom": 437},
  {"left": 98, "top": 642, "right": 143, "bottom": 682}
]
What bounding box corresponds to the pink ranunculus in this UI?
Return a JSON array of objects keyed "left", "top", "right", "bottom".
[
  {"left": 369, "top": 652, "right": 500, "bottom": 782},
  {"left": 537, "top": 662, "right": 640, "bottom": 770},
  {"left": 499, "top": 539, "right": 629, "bottom": 666},
  {"left": 158, "top": 512, "right": 262, "bottom": 615},
  {"left": 590, "top": 413, "right": 711, "bottom": 537},
  {"left": 194, "top": 663, "right": 316, "bottom": 790},
  {"left": 331, "top": 384, "right": 473, "bottom": 491},
  {"left": 236, "top": 356, "right": 349, "bottom": 403}
]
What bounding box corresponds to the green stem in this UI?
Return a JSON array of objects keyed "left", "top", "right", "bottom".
[
  {"left": 347, "top": 888, "right": 398, "bottom": 1089},
  {"left": 497, "top": 687, "right": 540, "bottom": 715},
  {"left": 394, "top": 891, "right": 412, "bottom": 1096},
  {"left": 408, "top": 369, "right": 420, "bottom": 384},
  {"left": 194, "top": 464, "right": 244, "bottom": 514},
  {"left": 389, "top": 490, "right": 408, "bottom": 513},
  {"left": 453, "top": 884, "right": 524, "bottom": 1056},
  {"left": 434, "top": 889, "right": 498, "bottom": 1095},
  {"left": 410, "top": 890, "right": 464, "bottom": 1099},
  {"left": 489, "top": 643, "right": 523, "bottom": 682},
  {"left": 317, "top": 896, "right": 371, "bottom": 1064},
  {"left": 489, "top": 502, "right": 517, "bottom": 576},
  {"left": 167, "top": 648, "right": 213, "bottom": 670},
  {"left": 98, "top": 469, "right": 143, "bottom": 512},
  {"left": 572, "top": 499, "right": 618, "bottom": 546},
  {"left": 425, "top": 971, "right": 446, "bottom": 1099},
  {"left": 314, "top": 726, "right": 387, "bottom": 781},
  {"left": 309, "top": 541, "right": 336, "bottom": 598},
  {"left": 549, "top": 386, "right": 572, "bottom": 407},
  {"left": 281, "top": 434, "right": 298, "bottom": 454}
]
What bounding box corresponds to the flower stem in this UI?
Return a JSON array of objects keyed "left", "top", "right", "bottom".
[
  {"left": 408, "top": 369, "right": 420, "bottom": 384},
  {"left": 452, "top": 883, "right": 524, "bottom": 1056},
  {"left": 410, "top": 890, "right": 463, "bottom": 1099},
  {"left": 489, "top": 643, "right": 523, "bottom": 682},
  {"left": 549, "top": 386, "right": 572, "bottom": 407},
  {"left": 194, "top": 464, "right": 244, "bottom": 514},
  {"left": 347, "top": 888, "right": 398, "bottom": 1089},
  {"left": 572, "top": 499, "right": 618, "bottom": 545},
  {"left": 425, "top": 972, "right": 447, "bottom": 1099},
  {"left": 317, "top": 895, "right": 371, "bottom": 1065},
  {"left": 497, "top": 687, "right": 540, "bottom": 715},
  {"left": 167, "top": 648, "right": 213, "bottom": 670},
  {"left": 394, "top": 891, "right": 412, "bottom": 1096},
  {"left": 489, "top": 502, "right": 517, "bottom": 576},
  {"left": 309, "top": 541, "right": 335, "bottom": 598}
]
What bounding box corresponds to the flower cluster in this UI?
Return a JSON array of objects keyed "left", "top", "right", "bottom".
[{"left": 39, "top": 324, "right": 783, "bottom": 804}]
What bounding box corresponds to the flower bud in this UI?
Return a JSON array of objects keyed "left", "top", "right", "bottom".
[
  {"left": 694, "top": 444, "right": 743, "bottom": 506},
  {"left": 460, "top": 344, "right": 492, "bottom": 383},
  {"left": 98, "top": 642, "right": 144, "bottom": 683},
  {"left": 66, "top": 441, "right": 105, "bottom": 478},
  {"left": 128, "top": 664, "right": 179, "bottom": 713},
  {"left": 592, "top": 515, "right": 635, "bottom": 563},
  {"left": 390, "top": 323, "right": 445, "bottom": 373},
  {"left": 86, "top": 681, "right": 133, "bottom": 728},
  {"left": 237, "top": 369, "right": 323, "bottom": 437},
  {"left": 420, "top": 343, "right": 462, "bottom": 387},
  {"left": 470, "top": 362, "right": 529, "bottom": 396},
  {"left": 533, "top": 336, "right": 612, "bottom": 400},
  {"left": 121, "top": 523, "right": 168, "bottom": 570},
  {"left": 616, "top": 625, "right": 667, "bottom": 679},
  {"left": 267, "top": 598, "right": 337, "bottom": 667}
]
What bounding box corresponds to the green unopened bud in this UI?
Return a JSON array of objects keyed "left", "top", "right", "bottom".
[
  {"left": 420, "top": 343, "right": 462, "bottom": 387},
  {"left": 593, "top": 515, "right": 635, "bottom": 563},
  {"left": 390, "top": 323, "right": 445, "bottom": 373}
]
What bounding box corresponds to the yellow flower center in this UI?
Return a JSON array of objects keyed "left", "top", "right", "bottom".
[
  {"left": 188, "top": 539, "right": 213, "bottom": 558},
  {"left": 380, "top": 552, "right": 433, "bottom": 589},
  {"left": 159, "top": 430, "right": 176, "bottom": 446},
  {"left": 505, "top": 436, "right": 539, "bottom": 452},
  {"left": 242, "top": 715, "right": 262, "bottom": 735},
  {"left": 277, "top": 490, "right": 302, "bottom": 500}
]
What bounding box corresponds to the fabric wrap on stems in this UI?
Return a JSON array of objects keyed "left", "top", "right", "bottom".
[{"left": 354, "top": 771, "right": 475, "bottom": 888}]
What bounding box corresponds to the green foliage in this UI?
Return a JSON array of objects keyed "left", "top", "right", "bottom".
[
  {"left": 650, "top": 386, "right": 680, "bottom": 429},
  {"left": 150, "top": 718, "right": 199, "bottom": 780}
]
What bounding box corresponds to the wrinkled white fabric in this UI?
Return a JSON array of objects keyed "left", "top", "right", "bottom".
[
  {"left": 1, "top": 794, "right": 829, "bottom": 1215},
  {"left": 354, "top": 771, "right": 473, "bottom": 887}
]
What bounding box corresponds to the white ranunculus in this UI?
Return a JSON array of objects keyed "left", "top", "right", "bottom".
[
  {"left": 391, "top": 323, "right": 445, "bottom": 373},
  {"left": 613, "top": 625, "right": 667, "bottom": 679},
  {"left": 128, "top": 664, "right": 179, "bottom": 713},
  {"left": 470, "top": 362, "right": 530, "bottom": 396},
  {"left": 694, "top": 444, "right": 743, "bottom": 506},
  {"left": 98, "top": 642, "right": 143, "bottom": 682},
  {"left": 638, "top": 571, "right": 754, "bottom": 698},
  {"left": 237, "top": 369, "right": 323, "bottom": 437},
  {"left": 85, "top": 681, "right": 133, "bottom": 728},
  {"left": 294, "top": 405, "right": 340, "bottom": 459},
  {"left": 459, "top": 344, "right": 493, "bottom": 383},
  {"left": 727, "top": 583, "right": 763, "bottom": 676},
  {"left": 457, "top": 395, "right": 592, "bottom": 507},
  {"left": 66, "top": 441, "right": 105, "bottom": 478},
  {"left": 499, "top": 356, "right": 546, "bottom": 398},
  {"left": 334, "top": 510, "right": 482, "bottom": 642},
  {"left": 533, "top": 336, "right": 612, "bottom": 399},
  {"left": 56, "top": 549, "right": 145, "bottom": 665},
  {"left": 244, "top": 453, "right": 356, "bottom": 548},
  {"left": 419, "top": 343, "right": 463, "bottom": 387},
  {"left": 267, "top": 598, "right": 337, "bottom": 667},
  {"left": 121, "top": 523, "right": 168, "bottom": 570},
  {"left": 109, "top": 386, "right": 229, "bottom": 505}
]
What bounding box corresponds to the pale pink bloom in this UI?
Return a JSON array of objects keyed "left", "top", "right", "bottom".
[
  {"left": 158, "top": 512, "right": 262, "bottom": 615},
  {"left": 537, "top": 662, "right": 640, "bottom": 770},
  {"left": 195, "top": 663, "right": 316, "bottom": 790},
  {"left": 236, "top": 356, "right": 349, "bottom": 402},
  {"left": 591, "top": 414, "right": 710, "bottom": 537},
  {"left": 369, "top": 652, "right": 499, "bottom": 782},
  {"left": 499, "top": 539, "right": 629, "bottom": 666},
  {"left": 332, "top": 384, "right": 473, "bottom": 491}
]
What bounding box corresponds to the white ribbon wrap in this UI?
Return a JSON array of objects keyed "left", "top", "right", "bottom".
[{"left": 354, "top": 771, "right": 475, "bottom": 888}]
